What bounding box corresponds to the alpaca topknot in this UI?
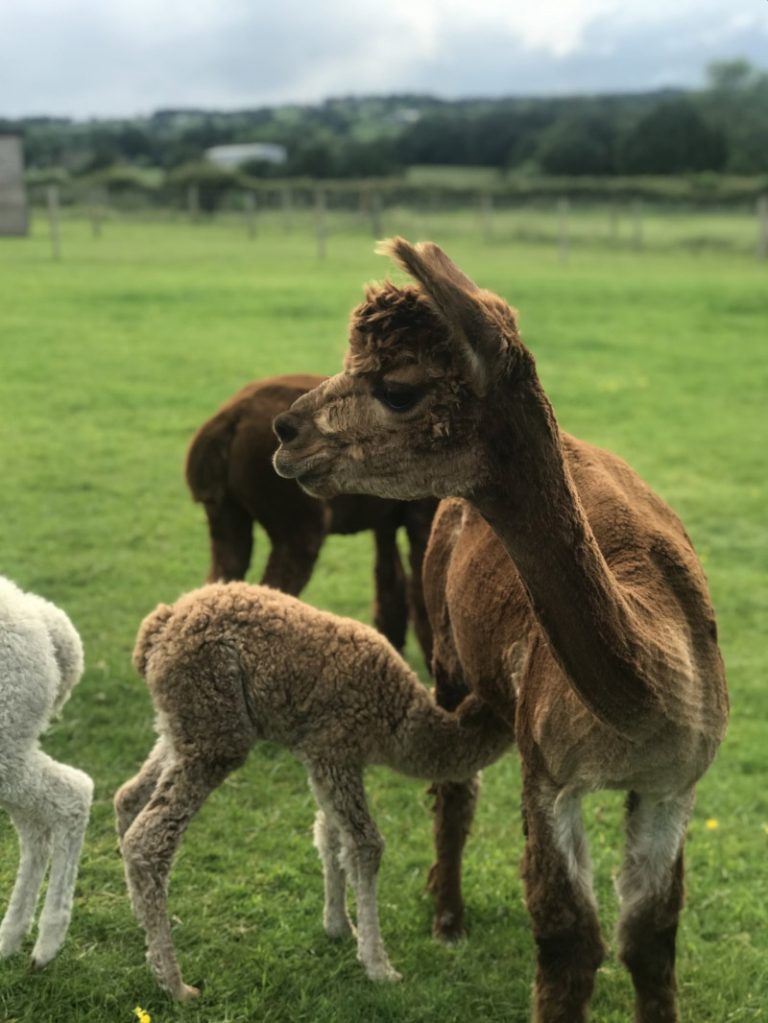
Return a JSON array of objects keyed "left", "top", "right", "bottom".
[{"left": 346, "top": 281, "right": 450, "bottom": 375}]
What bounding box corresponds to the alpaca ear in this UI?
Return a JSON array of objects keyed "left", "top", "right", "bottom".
[
  {"left": 375, "top": 237, "right": 507, "bottom": 385},
  {"left": 377, "top": 237, "right": 481, "bottom": 297}
]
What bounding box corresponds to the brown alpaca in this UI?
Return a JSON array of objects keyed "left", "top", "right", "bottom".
[
  {"left": 114, "top": 582, "right": 512, "bottom": 1000},
  {"left": 272, "top": 239, "right": 729, "bottom": 1023},
  {"left": 186, "top": 374, "right": 435, "bottom": 659}
]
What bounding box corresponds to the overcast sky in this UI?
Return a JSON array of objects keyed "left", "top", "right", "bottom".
[{"left": 2, "top": 0, "right": 767, "bottom": 119}]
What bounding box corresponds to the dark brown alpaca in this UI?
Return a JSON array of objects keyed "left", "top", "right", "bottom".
[
  {"left": 272, "top": 240, "right": 729, "bottom": 1022},
  {"left": 185, "top": 374, "right": 435, "bottom": 659}
]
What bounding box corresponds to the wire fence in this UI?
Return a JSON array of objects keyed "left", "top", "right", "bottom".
[{"left": 22, "top": 181, "right": 768, "bottom": 263}]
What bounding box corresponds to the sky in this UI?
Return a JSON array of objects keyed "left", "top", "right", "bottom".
[{"left": 2, "top": 0, "right": 767, "bottom": 119}]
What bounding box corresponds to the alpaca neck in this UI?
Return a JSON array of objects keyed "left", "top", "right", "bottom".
[
  {"left": 472, "top": 378, "right": 663, "bottom": 735},
  {"left": 384, "top": 679, "right": 511, "bottom": 782}
]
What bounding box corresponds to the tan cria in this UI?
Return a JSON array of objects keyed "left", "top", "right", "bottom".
[
  {"left": 272, "top": 238, "right": 729, "bottom": 1021},
  {"left": 115, "top": 583, "right": 512, "bottom": 999},
  {"left": 186, "top": 373, "right": 436, "bottom": 661}
]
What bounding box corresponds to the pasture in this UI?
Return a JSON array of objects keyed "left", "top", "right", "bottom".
[{"left": 0, "top": 214, "right": 766, "bottom": 1022}]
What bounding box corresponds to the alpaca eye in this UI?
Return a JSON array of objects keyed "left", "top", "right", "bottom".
[{"left": 373, "top": 382, "right": 424, "bottom": 412}]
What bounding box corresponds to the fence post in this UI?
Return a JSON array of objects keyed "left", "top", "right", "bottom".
[
  {"left": 558, "top": 196, "right": 570, "bottom": 264},
  {"left": 480, "top": 191, "right": 493, "bottom": 243},
  {"left": 89, "top": 188, "right": 103, "bottom": 239},
  {"left": 46, "top": 184, "right": 61, "bottom": 261},
  {"left": 609, "top": 204, "right": 619, "bottom": 246},
  {"left": 370, "top": 189, "right": 382, "bottom": 238},
  {"left": 281, "top": 186, "right": 293, "bottom": 233},
  {"left": 244, "top": 190, "right": 257, "bottom": 239},
  {"left": 187, "top": 184, "right": 199, "bottom": 223},
  {"left": 631, "top": 197, "right": 644, "bottom": 251},
  {"left": 757, "top": 194, "right": 768, "bottom": 261},
  {"left": 314, "top": 187, "right": 327, "bottom": 259}
]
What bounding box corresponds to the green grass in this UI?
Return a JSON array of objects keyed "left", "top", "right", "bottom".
[{"left": 0, "top": 213, "right": 766, "bottom": 1023}]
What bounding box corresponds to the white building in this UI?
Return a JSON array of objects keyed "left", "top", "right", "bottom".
[{"left": 205, "top": 143, "right": 287, "bottom": 169}]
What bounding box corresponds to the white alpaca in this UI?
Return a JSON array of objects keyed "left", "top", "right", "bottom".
[{"left": 0, "top": 576, "right": 93, "bottom": 967}]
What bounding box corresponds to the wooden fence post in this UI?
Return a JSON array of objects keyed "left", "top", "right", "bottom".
[
  {"left": 480, "top": 192, "right": 493, "bottom": 243},
  {"left": 244, "top": 190, "right": 257, "bottom": 239},
  {"left": 609, "top": 204, "right": 619, "bottom": 245},
  {"left": 757, "top": 194, "right": 768, "bottom": 261},
  {"left": 314, "top": 188, "right": 327, "bottom": 259},
  {"left": 46, "top": 184, "right": 61, "bottom": 261},
  {"left": 558, "top": 196, "right": 570, "bottom": 264},
  {"left": 281, "top": 186, "right": 293, "bottom": 233},
  {"left": 369, "top": 189, "right": 382, "bottom": 238},
  {"left": 89, "top": 188, "right": 103, "bottom": 239},
  {"left": 631, "top": 198, "right": 644, "bottom": 251},
  {"left": 187, "top": 184, "right": 199, "bottom": 223}
]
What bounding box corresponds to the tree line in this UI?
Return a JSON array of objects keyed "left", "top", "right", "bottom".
[{"left": 4, "top": 60, "right": 767, "bottom": 182}]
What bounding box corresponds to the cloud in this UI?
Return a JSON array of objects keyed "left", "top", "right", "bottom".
[{"left": 1, "top": 0, "right": 766, "bottom": 118}]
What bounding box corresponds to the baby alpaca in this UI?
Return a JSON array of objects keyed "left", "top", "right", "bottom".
[
  {"left": 115, "top": 582, "right": 513, "bottom": 1000},
  {"left": 0, "top": 577, "right": 93, "bottom": 967}
]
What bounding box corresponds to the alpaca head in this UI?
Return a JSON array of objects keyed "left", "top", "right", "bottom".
[{"left": 273, "top": 237, "right": 534, "bottom": 501}]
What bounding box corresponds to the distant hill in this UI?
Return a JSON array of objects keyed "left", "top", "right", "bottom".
[{"left": 2, "top": 61, "right": 766, "bottom": 178}]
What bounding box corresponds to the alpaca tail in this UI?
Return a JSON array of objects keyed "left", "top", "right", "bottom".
[
  {"left": 132, "top": 603, "right": 174, "bottom": 677},
  {"left": 185, "top": 413, "right": 234, "bottom": 506}
]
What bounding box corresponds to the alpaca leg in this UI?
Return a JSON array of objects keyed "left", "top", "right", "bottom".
[
  {"left": 0, "top": 811, "right": 51, "bottom": 957},
  {"left": 404, "top": 504, "right": 435, "bottom": 665},
  {"left": 114, "top": 738, "right": 171, "bottom": 843},
  {"left": 309, "top": 767, "right": 400, "bottom": 982},
  {"left": 204, "top": 497, "right": 254, "bottom": 582},
  {"left": 120, "top": 756, "right": 231, "bottom": 1001},
  {"left": 616, "top": 789, "right": 694, "bottom": 1023},
  {"left": 261, "top": 527, "right": 325, "bottom": 596},
  {"left": 426, "top": 654, "right": 476, "bottom": 942},
  {"left": 426, "top": 777, "right": 479, "bottom": 943},
  {"left": 30, "top": 758, "right": 93, "bottom": 967},
  {"left": 372, "top": 525, "right": 408, "bottom": 651},
  {"left": 312, "top": 809, "right": 353, "bottom": 939},
  {"left": 521, "top": 770, "right": 605, "bottom": 1023}
]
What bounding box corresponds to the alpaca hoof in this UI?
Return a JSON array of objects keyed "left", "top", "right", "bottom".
[
  {"left": 177, "top": 983, "right": 201, "bottom": 1002},
  {"left": 366, "top": 962, "right": 402, "bottom": 983},
  {"left": 324, "top": 917, "right": 355, "bottom": 941},
  {"left": 31, "top": 943, "right": 59, "bottom": 971},
  {"left": 432, "top": 910, "right": 466, "bottom": 945},
  {"left": 31, "top": 937, "right": 63, "bottom": 970}
]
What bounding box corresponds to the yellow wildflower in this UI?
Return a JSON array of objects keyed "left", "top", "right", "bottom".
[
  {"left": 705, "top": 819, "right": 719, "bottom": 831},
  {"left": 134, "top": 1008, "right": 151, "bottom": 1023}
]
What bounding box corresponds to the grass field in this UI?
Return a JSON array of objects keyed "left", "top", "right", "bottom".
[{"left": 0, "top": 213, "right": 766, "bottom": 1023}]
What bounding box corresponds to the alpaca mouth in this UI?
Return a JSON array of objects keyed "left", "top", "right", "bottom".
[
  {"left": 273, "top": 449, "right": 337, "bottom": 497},
  {"left": 296, "top": 471, "right": 338, "bottom": 499}
]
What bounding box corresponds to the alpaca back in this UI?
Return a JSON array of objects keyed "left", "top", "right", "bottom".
[{"left": 133, "top": 583, "right": 422, "bottom": 760}]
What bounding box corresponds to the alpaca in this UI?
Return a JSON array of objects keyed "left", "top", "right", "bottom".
[
  {"left": 0, "top": 576, "right": 93, "bottom": 968},
  {"left": 115, "top": 582, "right": 512, "bottom": 1001},
  {"left": 185, "top": 374, "right": 436, "bottom": 660},
  {"left": 272, "top": 239, "right": 729, "bottom": 1022}
]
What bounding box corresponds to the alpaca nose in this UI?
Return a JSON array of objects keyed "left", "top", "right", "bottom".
[{"left": 273, "top": 412, "right": 300, "bottom": 444}]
